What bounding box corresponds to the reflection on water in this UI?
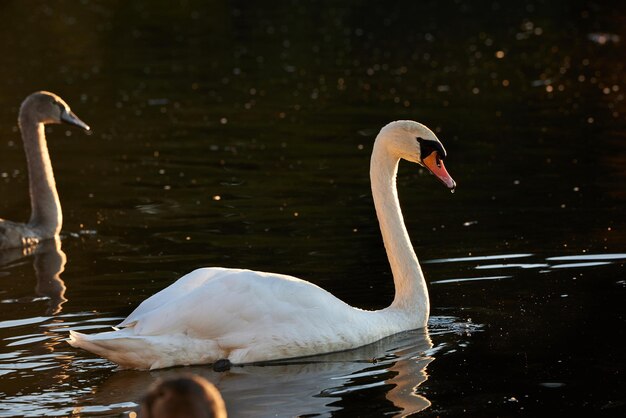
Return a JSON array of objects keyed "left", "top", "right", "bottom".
[
  {"left": 0, "top": 313, "right": 479, "bottom": 417},
  {"left": 33, "top": 238, "right": 67, "bottom": 315},
  {"left": 86, "top": 328, "right": 438, "bottom": 417},
  {"left": 0, "top": 237, "right": 67, "bottom": 316}
]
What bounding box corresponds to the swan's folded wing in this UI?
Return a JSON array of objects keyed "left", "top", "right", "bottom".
[
  {"left": 119, "top": 267, "right": 238, "bottom": 327},
  {"left": 122, "top": 269, "right": 353, "bottom": 343}
]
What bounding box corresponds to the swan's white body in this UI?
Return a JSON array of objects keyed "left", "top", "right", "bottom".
[
  {"left": 68, "top": 120, "right": 455, "bottom": 370},
  {"left": 71, "top": 268, "right": 420, "bottom": 369}
]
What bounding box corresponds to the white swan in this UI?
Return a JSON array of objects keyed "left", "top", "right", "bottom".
[
  {"left": 0, "top": 91, "right": 90, "bottom": 250},
  {"left": 68, "top": 120, "right": 456, "bottom": 370}
]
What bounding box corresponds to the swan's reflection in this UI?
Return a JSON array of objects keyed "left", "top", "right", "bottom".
[
  {"left": 86, "top": 328, "right": 434, "bottom": 417},
  {"left": 0, "top": 236, "right": 67, "bottom": 315},
  {"left": 33, "top": 237, "right": 67, "bottom": 314}
]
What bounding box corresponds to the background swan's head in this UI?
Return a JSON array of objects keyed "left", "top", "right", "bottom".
[
  {"left": 19, "top": 91, "right": 90, "bottom": 131},
  {"left": 378, "top": 120, "right": 455, "bottom": 189}
]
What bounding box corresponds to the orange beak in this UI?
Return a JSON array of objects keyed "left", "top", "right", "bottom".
[{"left": 423, "top": 152, "right": 456, "bottom": 190}]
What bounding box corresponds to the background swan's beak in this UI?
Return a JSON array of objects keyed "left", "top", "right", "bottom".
[
  {"left": 60, "top": 109, "right": 90, "bottom": 131},
  {"left": 423, "top": 153, "right": 456, "bottom": 189}
]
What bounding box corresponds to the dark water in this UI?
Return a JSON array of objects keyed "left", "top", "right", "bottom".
[{"left": 1, "top": 0, "right": 625, "bottom": 416}]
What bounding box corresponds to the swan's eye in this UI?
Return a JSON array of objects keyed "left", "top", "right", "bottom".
[
  {"left": 51, "top": 101, "right": 64, "bottom": 112},
  {"left": 416, "top": 137, "right": 447, "bottom": 162}
]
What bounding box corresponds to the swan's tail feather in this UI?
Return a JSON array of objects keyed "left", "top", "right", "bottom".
[{"left": 67, "top": 329, "right": 158, "bottom": 370}]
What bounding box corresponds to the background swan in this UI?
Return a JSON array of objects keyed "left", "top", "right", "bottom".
[
  {"left": 68, "top": 120, "right": 456, "bottom": 370},
  {"left": 0, "top": 91, "right": 90, "bottom": 250}
]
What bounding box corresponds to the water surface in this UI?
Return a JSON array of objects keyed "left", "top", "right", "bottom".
[{"left": 0, "top": 1, "right": 625, "bottom": 416}]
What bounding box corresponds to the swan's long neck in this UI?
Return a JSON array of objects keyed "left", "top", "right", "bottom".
[
  {"left": 19, "top": 115, "right": 62, "bottom": 237},
  {"left": 370, "top": 136, "right": 429, "bottom": 318}
]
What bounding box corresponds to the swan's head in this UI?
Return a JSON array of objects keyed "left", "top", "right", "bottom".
[
  {"left": 379, "top": 120, "right": 455, "bottom": 189},
  {"left": 19, "top": 91, "right": 90, "bottom": 131}
]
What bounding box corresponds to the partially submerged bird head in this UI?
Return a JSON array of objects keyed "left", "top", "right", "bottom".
[{"left": 140, "top": 374, "right": 227, "bottom": 418}]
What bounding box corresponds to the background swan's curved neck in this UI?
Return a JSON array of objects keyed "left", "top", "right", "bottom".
[
  {"left": 19, "top": 117, "right": 62, "bottom": 236},
  {"left": 370, "top": 137, "right": 429, "bottom": 315}
]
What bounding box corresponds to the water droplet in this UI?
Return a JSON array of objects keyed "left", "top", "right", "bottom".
[{"left": 451, "top": 188, "right": 456, "bottom": 194}]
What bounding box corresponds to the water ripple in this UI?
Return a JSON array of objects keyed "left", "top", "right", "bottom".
[
  {"left": 546, "top": 253, "right": 626, "bottom": 261},
  {"left": 0, "top": 316, "right": 51, "bottom": 329},
  {"left": 549, "top": 261, "right": 613, "bottom": 269},
  {"left": 475, "top": 263, "right": 550, "bottom": 270},
  {"left": 424, "top": 253, "right": 533, "bottom": 264},
  {"left": 431, "top": 275, "right": 511, "bottom": 284}
]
